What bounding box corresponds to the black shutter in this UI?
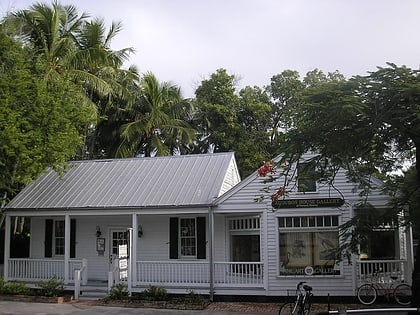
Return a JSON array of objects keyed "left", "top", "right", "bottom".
[
  {"left": 70, "top": 219, "right": 76, "bottom": 258},
  {"left": 44, "top": 219, "right": 53, "bottom": 258},
  {"left": 196, "top": 217, "right": 206, "bottom": 259},
  {"left": 169, "top": 217, "right": 178, "bottom": 259}
]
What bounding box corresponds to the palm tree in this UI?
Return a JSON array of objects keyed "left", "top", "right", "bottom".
[
  {"left": 4, "top": 1, "right": 138, "bottom": 158},
  {"left": 117, "top": 72, "right": 196, "bottom": 157}
]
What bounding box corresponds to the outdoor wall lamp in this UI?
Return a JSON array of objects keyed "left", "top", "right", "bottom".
[
  {"left": 138, "top": 225, "right": 143, "bottom": 238},
  {"left": 96, "top": 226, "right": 102, "bottom": 237}
]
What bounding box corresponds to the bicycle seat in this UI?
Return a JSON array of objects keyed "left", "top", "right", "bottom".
[
  {"left": 390, "top": 276, "right": 398, "bottom": 280},
  {"left": 303, "top": 285, "right": 312, "bottom": 291}
]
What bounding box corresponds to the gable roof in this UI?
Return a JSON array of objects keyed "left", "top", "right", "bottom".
[{"left": 6, "top": 153, "right": 240, "bottom": 210}]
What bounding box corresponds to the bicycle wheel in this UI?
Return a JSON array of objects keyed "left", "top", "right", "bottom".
[
  {"left": 279, "top": 302, "right": 297, "bottom": 315},
  {"left": 303, "top": 301, "right": 311, "bottom": 315},
  {"left": 394, "top": 283, "right": 412, "bottom": 306},
  {"left": 357, "top": 284, "right": 377, "bottom": 305}
]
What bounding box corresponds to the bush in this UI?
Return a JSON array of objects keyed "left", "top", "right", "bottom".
[
  {"left": 39, "top": 276, "right": 64, "bottom": 297},
  {"left": 141, "top": 285, "right": 167, "bottom": 301},
  {"left": 0, "top": 278, "right": 4, "bottom": 294},
  {"left": 109, "top": 283, "right": 129, "bottom": 300},
  {"left": 3, "top": 281, "right": 30, "bottom": 295},
  {"left": 183, "top": 289, "right": 206, "bottom": 305}
]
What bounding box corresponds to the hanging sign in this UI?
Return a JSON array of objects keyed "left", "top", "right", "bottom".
[
  {"left": 272, "top": 198, "right": 344, "bottom": 209},
  {"left": 119, "top": 244, "right": 128, "bottom": 280}
]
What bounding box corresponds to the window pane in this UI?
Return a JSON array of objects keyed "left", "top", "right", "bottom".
[
  {"left": 231, "top": 235, "right": 260, "bottom": 262},
  {"left": 55, "top": 221, "right": 65, "bottom": 255},
  {"left": 180, "top": 218, "right": 196, "bottom": 257},
  {"left": 279, "top": 230, "right": 340, "bottom": 276},
  {"left": 297, "top": 163, "right": 316, "bottom": 192}
]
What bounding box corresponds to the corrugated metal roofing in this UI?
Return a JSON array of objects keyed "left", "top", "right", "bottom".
[{"left": 6, "top": 153, "right": 237, "bottom": 210}]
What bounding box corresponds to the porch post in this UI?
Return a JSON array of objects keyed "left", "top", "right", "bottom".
[
  {"left": 64, "top": 214, "right": 70, "bottom": 284},
  {"left": 208, "top": 206, "right": 214, "bottom": 301},
  {"left": 3, "top": 214, "right": 11, "bottom": 281},
  {"left": 131, "top": 213, "right": 138, "bottom": 288},
  {"left": 406, "top": 225, "right": 414, "bottom": 284}
]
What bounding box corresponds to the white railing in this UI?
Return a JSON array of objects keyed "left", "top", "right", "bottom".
[
  {"left": 7, "top": 258, "right": 82, "bottom": 282},
  {"left": 74, "top": 259, "right": 88, "bottom": 300},
  {"left": 108, "top": 258, "right": 120, "bottom": 292},
  {"left": 214, "top": 262, "right": 264, "bottom": 287},
  {"left": 356, "top": 259, "right": 410, "bottom": 285},
  {"left": 136, "top": 261, "right": 264, "bottom": 288},
  {"left": 136, "top": 261, "right": 209, "bottom": 286}
]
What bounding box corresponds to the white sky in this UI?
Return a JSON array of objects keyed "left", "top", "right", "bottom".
[{"left": 2, "top": 0, "right": 420, "bottom": 98}]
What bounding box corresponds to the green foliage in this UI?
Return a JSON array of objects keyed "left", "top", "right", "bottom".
[
  {"left": 2, "top": 281, "right": 30, "bottom": 296},
  {"left": 0, "top": 28, "right": 95, "bottom": 198},
  {"left": 117, "top": 72, "right": 195, "bottom": 158},
  {"left": 108, "top": 283, "right": 129, "bottom": 300},
  {"left": 0, "top": 278, "right": 4, "bottom": 294},
  {"left": 141, "top": 285, "right": 168, "bottom": 301},
  {"left": 183, "top": 289, "right": 206, "bottom": 304},
  {"left": 39, "top": 276, "right": 64, "bottom": 297}
]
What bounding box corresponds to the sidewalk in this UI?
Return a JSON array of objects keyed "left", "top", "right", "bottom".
[{"left": 0, "top": 299, "right": 400, "bottom": 315}]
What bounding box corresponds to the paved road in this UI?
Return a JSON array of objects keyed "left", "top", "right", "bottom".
[{"left": 0, "top": 301, "right": 271, "bottom": 315}]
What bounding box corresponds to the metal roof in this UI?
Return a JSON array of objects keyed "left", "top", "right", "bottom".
[{"left": 6, "top": 153, "right": 238, "bottom": 210}]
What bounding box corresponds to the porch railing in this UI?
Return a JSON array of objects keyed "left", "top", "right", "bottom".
[
  {"left": 7, "top": 258, "right": 82, "bottom": 282},
  {"left": 356, "top": 259, "right": 410, "bottom": 285},
  {"left": 214, "top": 262, "right": 264, "bottom": 287},
  {"left": 136, "top": 261, "right": 264, "bottom": 288}
]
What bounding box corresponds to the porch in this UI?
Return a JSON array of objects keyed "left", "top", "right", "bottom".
[
  {"left": 5, "top": 258, "right": 265, "bottom": 293},
  {"left": 355, "top": 259, "right": 411, "bottom": 287}
]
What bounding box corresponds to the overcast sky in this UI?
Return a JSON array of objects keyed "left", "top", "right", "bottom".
[{"left": 2, "top": 0, "right": 420, "bottom": 98}]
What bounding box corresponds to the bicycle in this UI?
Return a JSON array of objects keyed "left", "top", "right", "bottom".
[
  {"left": 356, "top": 269, "right": 412, "bottom": 306},
  {"left": 279, "top": 281, "right": 313, "bottom": 315}
]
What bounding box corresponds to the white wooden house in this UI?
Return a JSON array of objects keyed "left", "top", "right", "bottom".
[{"left": 2, "top": 152, "right": 414, "bottom": 299}]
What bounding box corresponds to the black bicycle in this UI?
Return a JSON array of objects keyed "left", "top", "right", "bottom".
[{"left": 279, "top": 281, "right": 313, "bottom": 315}]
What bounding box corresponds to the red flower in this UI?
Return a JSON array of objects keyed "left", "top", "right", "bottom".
[
  {"left": 271, "top": 186, "right": 286, "bottom": 201},
  {"left": 257, "top": 160, "right": 276, "bottom": 177}
]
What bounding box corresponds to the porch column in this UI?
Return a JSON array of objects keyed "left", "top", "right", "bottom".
[
  {"left": 131, "top": 213, "right": 138, "bottom": 289},
  {"left": 208, "top": 206, "right": 214, "bottom": 301},
  {"left": 64, "top": 214, "right": 70, "bottom": 284},
  {"left": 3, "top": 214, "right": 11, "bottom": 281},
  {"left": 406, "top": 225, "right": 414, "bottom": 284}
]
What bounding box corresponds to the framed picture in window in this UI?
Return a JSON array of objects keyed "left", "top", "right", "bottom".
[
  {"left": 286, "top": 232, "right": 311, "bottom": 267},
  {"left": 96, "top": 237, "right": 105, "bottom": 252},
  {"left": 315, "top": 232, "right": 338, "bottom": 266}
]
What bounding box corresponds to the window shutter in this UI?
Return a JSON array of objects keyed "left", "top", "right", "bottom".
[
  {"left": 44, "top": 219, "right": 53, "bottom": 258},
  {"left": 197, "top": 217, "right": 206, "bottom": 259},
  {"left": 169, "top": 217, "right": 178, "bottom": 259},
  {"left": 70, "top": 219, "right": 76, "bottom": 258}
]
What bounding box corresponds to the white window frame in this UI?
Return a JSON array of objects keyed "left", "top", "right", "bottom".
[
  {"left": 277, "top": 215, "right": 341, "bottom": 277},
  {"left": 54, "top": 220, "right": 65, "bottom": 256},
  {"left": 228, "top": 217, "right": 261, "bottom": 262},
  {"left": 297, "top": 162, "right": 317, "bottom": 193},
  {"left": 179, "top": 217, "right": 197, "bottom": 258}
]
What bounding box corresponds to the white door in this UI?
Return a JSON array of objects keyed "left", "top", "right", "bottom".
[{"left": 109, "top": 229, "right": 129, "bottom": 270}]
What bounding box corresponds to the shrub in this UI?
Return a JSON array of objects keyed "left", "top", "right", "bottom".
[
  {"left": 109, "top": 283, "right": 129, "bottom": 300},
  {"left": 39, "top": 275, "right": 64, "bottom": 297},
  {"left": 0, "top": 278, "right": 4, "bottom": 294},
  {"left": 3, "top": 281, "right": 30, "bottom": 295},
  {"left": 183, "top": 289, "right": 206, "bottom": 305},
  {"left": 141, "top": 285, "right": 167, "bottom": 301}
]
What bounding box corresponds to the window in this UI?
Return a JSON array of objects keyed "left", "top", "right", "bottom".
[
  {"left": 229, "top": 217, "right": 260, "bottom": 262},
  {"left": 54, "top": 220, "right": 65, "bottom": 255},
  {"left": 229, "top": 217, "right": 261, "bottom": 274},
  {"left": 297, "top": 162, "right": 316, "bottom": 192},
  {"left": 169, "top": 217, "right": 206, "bottom": 259},
  {"left": 360, "top": 229, "right": 396, "bottom": 260},
  {"left": 180, "top": 218, "right": 196, "bottom": 257},
  {"left": 278, "top": 215, "right": 340, "bottom": 276}
]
